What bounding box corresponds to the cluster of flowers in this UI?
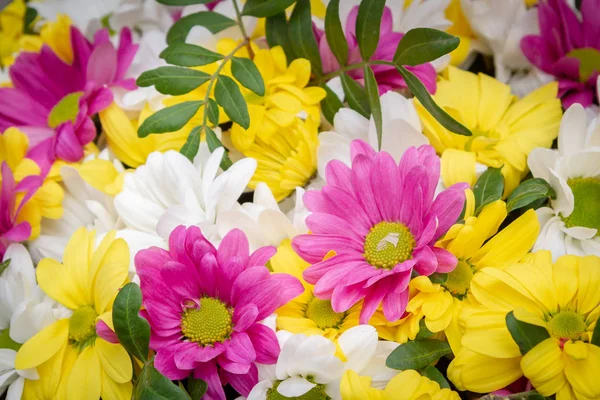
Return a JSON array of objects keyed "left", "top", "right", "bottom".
[{"left": 0, "top": 0, "right": 599, "bottom": 399}]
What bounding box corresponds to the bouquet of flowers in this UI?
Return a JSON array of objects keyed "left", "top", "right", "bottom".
[{"left": 0, "top": 0, "right": 599, "bottom": 399}]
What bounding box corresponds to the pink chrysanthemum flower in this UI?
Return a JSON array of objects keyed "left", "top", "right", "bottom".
[
  {"left": 292, "top": 141, "right": 466, "bottom": 324},
  {"left": 135, "top": 226, "right": 303, "bottom": 400},
  {"left": 521, "top": 0, "right": 600, "bottom": 108},
  {"left": 0, "top": 26, "right": 137, "bottom": 166},
  {"left": 0, "top": 162, "right": 41, "bottom": 257}
]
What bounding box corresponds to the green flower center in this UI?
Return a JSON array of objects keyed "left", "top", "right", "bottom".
[
  {"left": 305, "top": 297, "right": 346, "bottom": 330},
  {"left": 267, "top": 380, "right": 331, "bottom": 400},
  {"left": 547, "top": 311, "right": 587, "bottom": 341},
  {"left": 444, "top": 260, "right": 474, "bottom": 297},
  {"left": 69, "top": 306, "right": 98, "bottom": 348},
  {"left": 364, "top": 222, "right": 415, "bottom": 269},
  {"left": 561, "top": 177, "right": 600, "bottom": 234},
  {"left": 181, "top": 297, "right": 233, "bottom": 346}
]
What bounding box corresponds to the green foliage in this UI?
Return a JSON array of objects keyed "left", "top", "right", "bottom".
[
  {"left": 386, "top": 339, "right": 452, "bottom": 370},
  {"left": 112, "top": 283, "right": 150, "bottom": 362},
  {"left": 205, "top": 126, "right": 233, "bottom": 171},
  {"left": 566, "top": 48, "right": 600, "bottom": 82},
  {"left": 415, "top": 320, "right": 435, "bottom": 340},
  {"left": 473, "top": 167, "right": 504, "bottom": 215},
  {"left": 137, "top": 66, "right": 211, "bottom": 95},
  {"left": 265, "top": 12, "right": 296, "bottom": 61},
  {"left": 160, "top": 43, "right": 224, "bottom": 67},
  {"left": 364, "top": 66, "right": 383, "bottom": 150},
  {"left": 591, "top": 316, "right": 600, "bottom": 347},
  {"left": 394, "top": 28, "right": 460, "bottom": 66},
  {"left": 507, "top": 178, "right": 556, "bottom": 213},
  {"left": 429, "top": 272, "right": 448, "bottom": 285},
  {"left": 167, "top": 12, "right": 236, "bottom": 45},
  {"left": 320, "top": 84, "right": 343, "bottom": 124},
  {"left": 0, "top": 259, "right": 10, "bottom": 276},
  {"left": 242, "top": 0, "right": 296, "bottom": 17},
  {"left": 506, "top": 311, "right": 551, "bottom": 355},
  {"left": 186, "top": 377, "right": 208, "bottom": 400},
  {"left": 138, "top": 101, "right": 203, "bottom": 138},
  {"left": 134, "top": 364, "right": 191, "bottom": 399},
  {"left": 180, "top": 126, "right": 201, "bottom": 162},
  {"left": 288, "top": 0, "right": 322, "bottom": 76},
  {"left": 205, "top": 98, "right": 220, "bottom": 126},
  {"left": 324, "top": 0, "right": 347, "bottom": 66},
  {"left": 355, "top": 0, "right": 387, "bottom": 61},
  {"left": 340, "top": 73, "right": 370, "bottom": 118},
  {"left": 421, "top": 366, "right": 451, "bottom": 389},
  {"left": 214, "top": 75, "right": 250, "bottom": 129},
  {"left": 231, "top": 57, "right": 266, "bottom": 96}
]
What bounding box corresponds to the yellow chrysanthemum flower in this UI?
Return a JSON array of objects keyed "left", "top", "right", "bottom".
[
  {"left": 448, "top": 252, "right": 600, "bottom": 400},
  {"left": 389, "top": 191, "right": 539, "bottom": 350},
  {"left": 341, "top": 369, "right": 460, "bottom": 400},
  {"left": 230, "top": 46, "right": 326, "bottom": 152},
  {"left": 99, "top": 102, "right": 190, "bottom": 168},
  {"left": 416, "top": 67, "right": 562, "bottom": 196},
  {"left": 0, "top": 128, "right": 63, "bottom": 239},
  {"left": 0, "top": 0, "right": 42, "bottom": 69},
  {"left": 271, "top": 240, "right": 367, "bottom": 339},
  {"left": 15, "top": 228, "right": 133, "bottom": 400},
  {"left": 445, "top": 0, "right": 475, "bottom": 66},
  {"left": 243, "top": 117, "right": 318, "bottom": 202}
]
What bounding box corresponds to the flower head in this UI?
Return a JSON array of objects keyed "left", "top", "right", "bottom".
[
  {"left": 416, "top": 66, "right": 562, "bottom": 195},
  {"left": 521, "top": 0, "right": 600, "bottom": 107},
  {"left": 135, "top": 226, "right": 303, "bottom": 400},
  {"left": 14, "top": 228, "right": 133, "bottom": 399},
  {"left": 293, "top": 141, "right": 466, "bottom": 324},
  {"left": 448, "top": 252, "right": 600, "bottom": 399}
]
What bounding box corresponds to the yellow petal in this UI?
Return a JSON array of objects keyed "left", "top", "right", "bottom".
[
  {"left": 341, "top": 370, "right": 384, "bottom": 400},
  {"left": 101, "top": 369, "right": 133, "bottom": 400},
  {"left": 553, "top": 256, "right": 579, "bottom": 310},
  {"left": 563, "top": 342, "right": 600, "bottom": 400},
  {"left": 521, "top": 338, "right": 566, "bottom": 396},
  {"left": 22, "top": 341, "right": 69, "bottom": 400},
  {"left": 96, "top": 339, "right": 133, "bottom": 384},
  {"left": 40, "top": 14, "right": 73, "bottom": 64},
  {"left": 267, "top": 92, "right": 302, "bottom": 114},
  {"left": 441, "top": 149, "right": 476, "bottom": 188},
  {"left": 99, "top": 102, "right": 147, "bottom": 168},
  {"left": 37, "top": 258, "right": 87, "bottom": 309},
  {"left": 63, "top": 227, "right": 95, "bottom": 304},
  {"left": 13, "top": 158, "right": 40, "bottom": 182},
  {"left": 93, "top": 238, "right": 129, "bottom": 314},
  {"left": 287, "top": 58, "right": 311, "bottom": 88},
  {"left": 576, "top": 255, "right": 600, "bottom": 316},
  {"left": 461, "top": 310, "right": 521, "bottom": 358},
  {"left": 470, "top": 267, "right": 543, "bottom": 312},
  {"left": 270, "top": 46, "right": 287, "bottom": 74},
  {"left": 79, "top": 159, "right": 120, "bottom": 195},
  {"left": 90, "top": 231, "right": 117, "bottom": 283},
  {"left": 385, "top": 370, "right": 422, "bottom": 398},
  {"left": 15, "top": 319, "right": 69, "bottom": 370},
  {"left": 477, "top": 73, "right": 512, "bottom": 133},
  {"left": 32, "top": 180, "right": 64, "bottom": 219},
  {"left": 56, "top": 344, "right": 80, "bottom": 399},
  {"left": 0, "top": 127, "right": 28, "bottom": 170},
  {"left": 67, "top": 346, "right": 102, "bottom": 400}
]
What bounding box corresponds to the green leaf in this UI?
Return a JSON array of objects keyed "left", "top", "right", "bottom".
[
  {"left": 364, "top": 66, "right": 382, "bottom": 150},
  {"left": 167, "top": 12, "right": 237, "bottom": 45},
  {"left": 289, "top": 0, "right": 322, "bottom": 76},
  {"left": 429, "top": 272, "right": 448, "bottom": 285},
  {"left": 231, "top": 57, "right": 266, "bottom": 96},
  {"left": 415, "top": 320, "right": 434, "bottom": 340},
  {"left": 156, "top": 0, "right": 214, "bottom": 5},
  {"left": 340, "top": 73, "right": 370, "bottom": 118},
  {"left": 473, "top": 166, "right": 504, "bottom": 215},
  {"left": 214, "top": 75, "right": 250, "bottom": 129},
  {"left": 112, "top": 283, "right": 150, "bottom": 362},
  {"left": 134, "top": 364, "right": 190, "bottom": 400},
  {"left": 266, "top": 12, "right": 296, "bottom": 61},
  {"left": 0, "top": 328, "right": 21, "bottom": 351},
  {"left": 386, "top": 339, "right": 452, "bottom": 370},
  {"left": 138, "top": 101, "right": 203, "bottom": 138},
  {"left": 47, "top": 92, "right": 83, "bottom": 128},
  {"left": 566, "top": 48, "right": 600, "bottom": 82},
  {"left": 186, "top": 377, "right": 208, "bottom": 400},
  {"left": 205, "top": 126, "right": 233, "bottom": 170},
  {"left": 355, "top": 0, "right": 386, "bottom": 61},
  {"left": 394, "top": 28, "right": 460, "bottom": 66},
  {"left": 324, "top": 0, "right": 348, "bottom": 66},
  {"left": 137, "top": 66, "right": 211, "bottom": 96},
  {"left": 506, "top": 178, "right": 556, "bottom": 213},
  {"left": 506, "top": 311, "right": 550, "bottom": 355},
  {"left": 24, "top": 7, "right": 38, "bottom": 34},
  {"left": 159, "top": 43, "right": 223, "bottom": 67},
  {"left": 180, "top": 126, "right": 201, "bottom": 162},
  {"left": 0, "top": 259, "right": 10, "bottom": 276},
  {"left": 396, "top": 65, "right": 471, "bottom": 136},
  {"left": 421, "top": 366, "right": 450, "bottom": 389},
  {"left": 590, "top": 313, "right": 600, "bottom": 347},
  {"left": 206, "top": 98, "right": 220, "bottom": 126},
  {"left": 242, "top": 0, "right": 296, "bottom": 17},
  {"left": 320, "top": 83, "right": 343, "bottom": 124}
]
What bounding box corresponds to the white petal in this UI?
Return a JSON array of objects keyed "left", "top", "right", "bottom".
[
  {"left": 338, "top": 325, "right": 378, "bottom": 373},
  {"left": 581, "top": 236, "right": 600, "bottom": 256},
  {"left": 257, "top": 210, "right": 296, "bottom": 246},
  {"left": 275, "top": 334, "right": 307, "bottom": 380},
  {"left": 561, "top": 226, "right": 598, "bottom": 240},
  {"left": 246, "top": 380, "right": 272, "bottom": 400},
  {"left": 533, "top": 216, "right": 567, "bottom": 260},
  {"left": 253, "top": 183, "right": 279, "bottom": 210},
  {"left": 559, "top": 104, "right": 588, "bottom": 156},
  {"left": 527, "top": 148, "right": 558, "bottom": 182},
  {"left": 333, "top": 108, "right": 369, "bottom": 141},
  {"left": 277, "top": 377, "right": 316, "bottom": 397},
  {"left": 6, "top": 376, "right": 25, "bottom": 400},
  {"left": 548, "top": 169, "right": 575, "bottom": 216},
  {"left": 559, "top": 150, "right": 600, "bottom": 179}
]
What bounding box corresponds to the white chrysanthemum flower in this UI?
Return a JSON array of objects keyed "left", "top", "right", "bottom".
[
  {"left": 246, "top": 325, "right": 399, "bottom": 400},
  {"left": 109, "top": 0, "right": 174, "bottom": 34},
  {"left": 528, "top": 104, "right": 600, "bottom": 259},
  {"left": 31, "top": 0, "right": 120, "bottom": 37},
  {"left": 317, "top": 92, "right": 426, "bottom": 183},
  {"left": 115, "top": 145, "right": 257, "bottom": 244},
  {"left": 0, "top": 244, "right": 70, "bottom": 400}
]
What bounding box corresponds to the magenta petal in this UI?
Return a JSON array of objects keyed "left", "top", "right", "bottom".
[
  {"left": 302, "top": 253, "right": 363, "bottom": 284},
  {"left": 198, "top": 252, "right": 218, "bottom": 297},
  {"left": 160, "top": 261, "right": 199, "bottom": 299},
  {"left": 313, "top": 260, "right": 369, "bottom": 298},
  {"left": 520, "top": 35, "right": 555, "bottom": 74},
  {"left": 217, "top": 355, "right": 250, "bottom": 375},
  {"left": 230, "top": 266, "right": 270, "bottom": 306},
  {"left": 223, "top": 363, "right": 258, "bottom": 397},
  {"left": 359, "top": 281, "right": 389, "bottom": 324},
  {"left": 331, "top": 281, "right": 367, "bottom": 313},
  {"left": 233, "top": 303, "right": 259, "bottom": 332},
  {"left": 86, "top": 87, "right": 114, "bottom": 115},
  {"left": 426, "top": 185, "right": 466, "bottom": 242},
  {"left": 247, "top": 245, "right": 277, "bottom": 267},
  {"left": 325, "top": 159, "right": 354, "bottom": 193},
  {"left": 224, "top": 332, "right": 256, "bottom": 365},
  {"left": 382, "top": 289, "right": 409, "bottom": 322},
  {"left": 238, "top": 274, "right": 303, "bottom": 321},
  {"left": 96, "top": 320, "right": 119, "bottom": 344},
  {"left": 431, "top": 246, "right": 458, "bottom": 273},
  {"left": 305, "top": 213, "right": 366, "bottom": 240},
  {"left": 86, "top": 42, "right": 117, "bottom": 87},
  {"left": 246, "top": 323, "right": 279, "bottom": 364},
  {"left": 351, "top": 154, "right": 381, "bottom": 224},
  {"left": 115, "top": 28, "right": 139, "bottom": 82},
  {"left": 3, "top": 221, "right": 31, "bottom": 242},
  {"left": 413, "top": 246, "right": 438, "bottom": 276},
  {"left": 370, "top": 152, "right": 400, "bottom": 221},
  {"left": 350, "top": 139, "right": 376, "bottom": 162},
  {"left": 54, "top": 122, "right": 84, "bottom": 162},
  {"left": 193, "top": 360, "right": 225, "bottom": 400},
  {"left": 174, "top": 342, "right": 224, "bottom": 368},
  {"left": 155, "top": 347, "right": 191, "bottom": 380},
  {"left": 218, "top": 229, "right": 249, "bottom": 267},
  {"left": 293, "top": 233, "right": 362, "bottom": 264}
]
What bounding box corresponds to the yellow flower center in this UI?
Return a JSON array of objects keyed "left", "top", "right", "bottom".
[
  {"left": 69, "top": 306, "right": 98, "bottom": 347},
  {"left": 181, "top": 298, "right": 233, "bottom": 346},
  {"left": 267, "top": 380, "right": 331, "bottom": 400},
  {"left": 547, "top": 311, "right": 587, "bottom": 341},
  {"left": 444, "top": 260, "right": 473, "bottom": 297},
  {"left": 305, "top": 297, "right": 346, "bottom": 330},
  {"left": 562, "top": 178, "right": 600, "bottom": 235},
  {"left": 364, "top": 222, "right": 415, "bottom": 269}
]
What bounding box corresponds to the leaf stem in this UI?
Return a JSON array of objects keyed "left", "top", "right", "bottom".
[
  {"left": 232, "top": 0, "right": 254, "bottom": 59},
  {"left": 315, "top": 59, "right": 394, "bottom": 83}
]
